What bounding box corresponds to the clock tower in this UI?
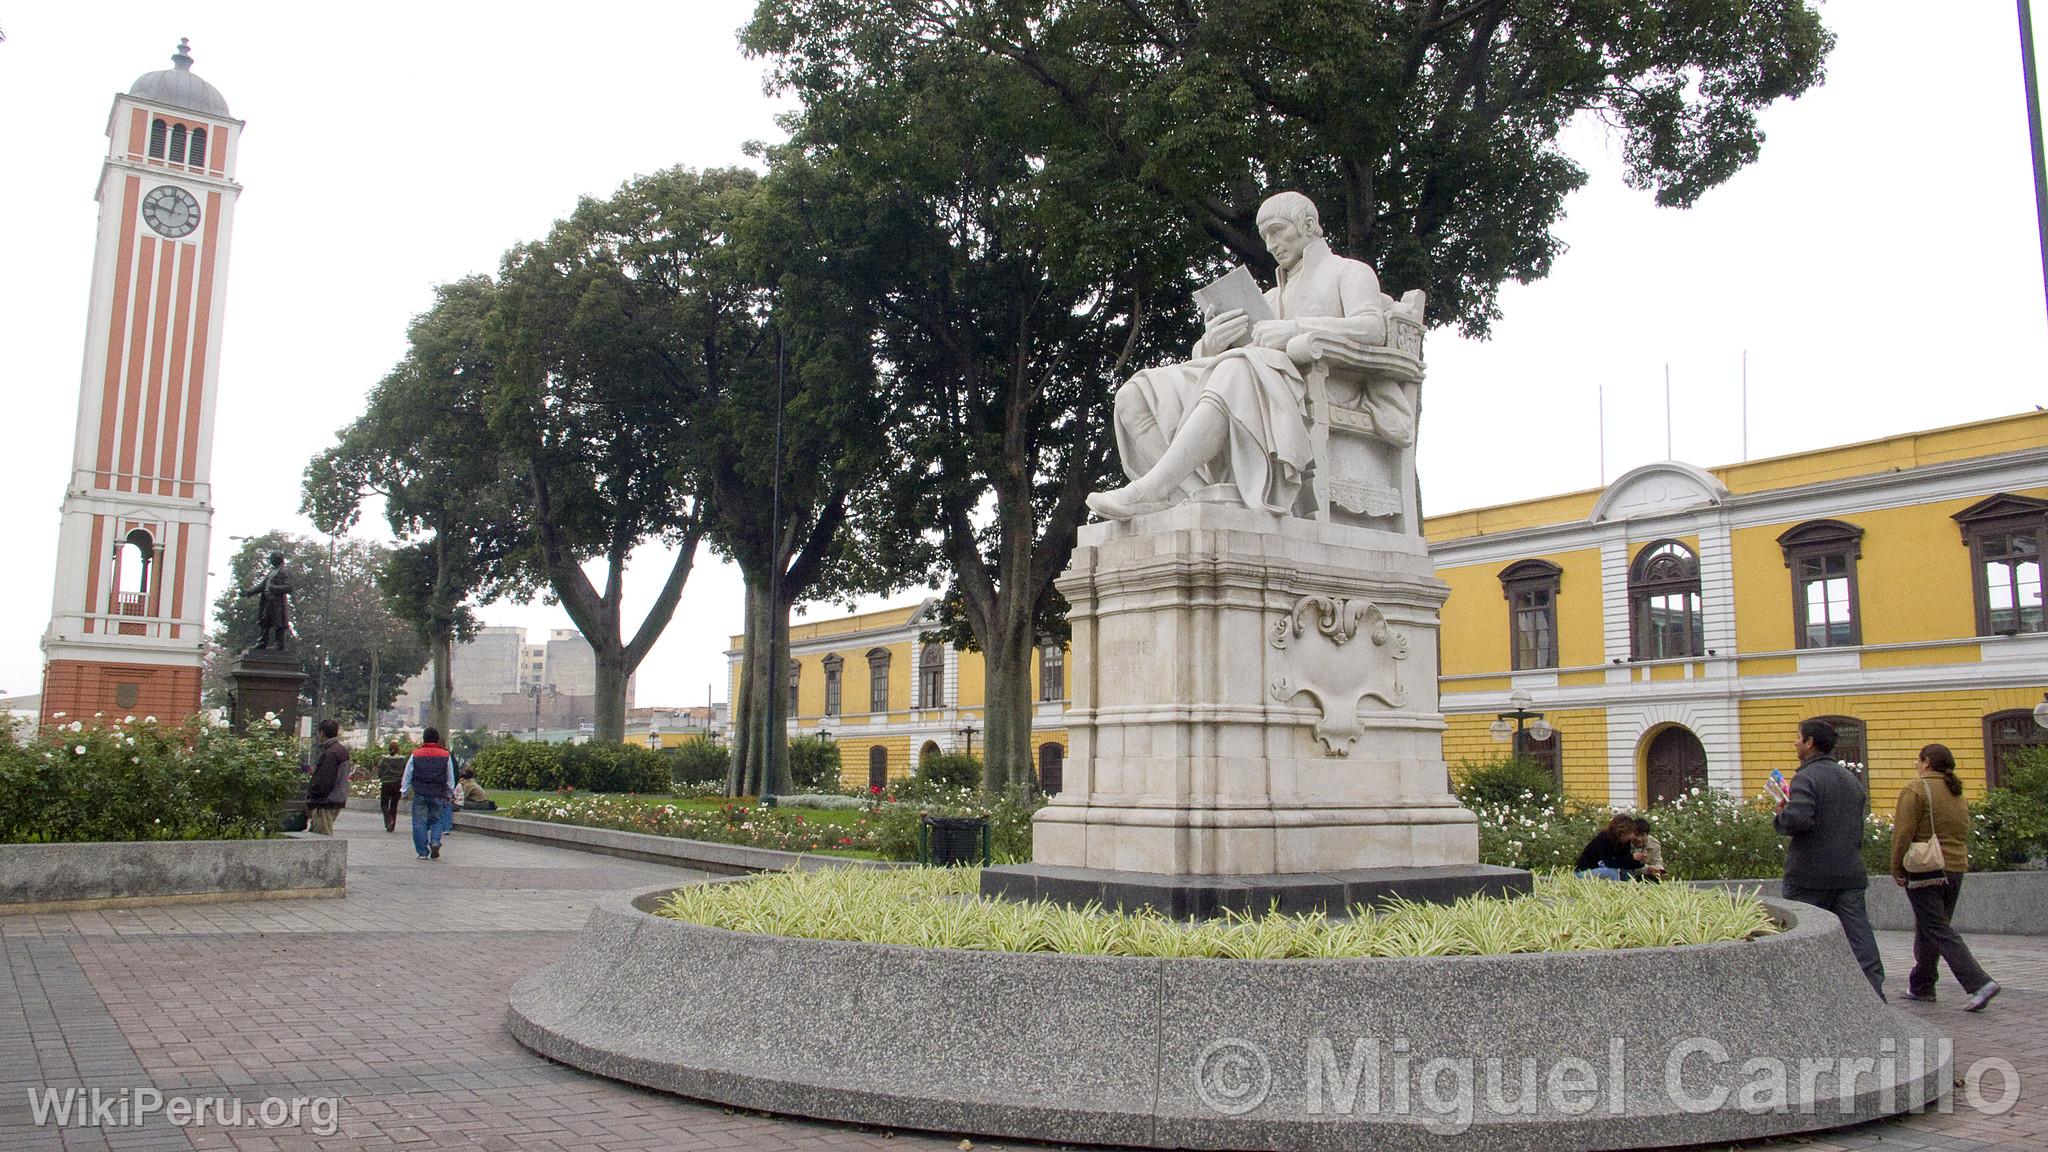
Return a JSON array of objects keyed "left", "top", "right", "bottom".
[{"left": 39, "top": 40, "right": 244, "bottom": 723}]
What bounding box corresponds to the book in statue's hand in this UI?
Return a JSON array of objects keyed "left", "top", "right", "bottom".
[{"left": 1194, "top": 264, "right": 1275, "bottom": 324}]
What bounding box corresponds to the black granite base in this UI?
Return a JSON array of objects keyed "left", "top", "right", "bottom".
[{"left": 978, "top": 862, "right": 1533, "bottom": 918}]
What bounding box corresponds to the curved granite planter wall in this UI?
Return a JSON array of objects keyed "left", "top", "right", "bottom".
[
  {"left": 1699, "top": 871, "right": 2048, "bottom": 937},
  {"left": 0, "top": 835, "right": 345, "bottom": 913},
  {"left": 510, "top": 886, "right": 1949, "bottom": 1151}
]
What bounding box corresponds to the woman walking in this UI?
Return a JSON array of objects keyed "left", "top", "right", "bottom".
[{"left": 1890, "top": 744, "right": 1999, "bottom": 1011}]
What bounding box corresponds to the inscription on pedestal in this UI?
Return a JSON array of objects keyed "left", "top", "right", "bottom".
[{"left": 1268, "top": 594, "right": 1408, "bottom": 756}]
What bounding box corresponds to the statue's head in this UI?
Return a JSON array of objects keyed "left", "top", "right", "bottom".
[
  {"left": 268, "top": 551, "right": 285, "bottom": 568},
  {"left": 1255, "top": 191, "right": 1322, "bottom": 271}
]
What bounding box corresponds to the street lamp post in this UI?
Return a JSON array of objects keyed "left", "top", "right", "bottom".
[
  {"left": 527, "top": 684, "right": 553, "bottom": 740},
  {"left": 958, "top": 722, "right": 978, "bottom": 759},
  {"left": 1489, "top": 688, "right": 1553, "bottom": 762}
]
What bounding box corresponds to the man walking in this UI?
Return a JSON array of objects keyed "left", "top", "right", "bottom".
[
  {"left": 375, "top": 739, "right": 407, "bottom": 832},
  {"left": 305, "top": 719, "right": 350, "bottom": 836},
  {"left": 1775, "top": 718, "right": 1885, "bottom": 997},
  {"left": 400, "top": 727, "right": 457, "bottom": 861}
]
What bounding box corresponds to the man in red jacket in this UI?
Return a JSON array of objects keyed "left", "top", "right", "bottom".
[{"left": 399, "top": 727, "right": 458, "bottom": 860}]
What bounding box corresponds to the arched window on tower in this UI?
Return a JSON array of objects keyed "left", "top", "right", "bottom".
[
  {"left": 188, "top": 128, "right": 207, "bottom": 169},
  {"left": 168, "top": 124, "right": 187, "bottom": 164},
  {"left": 113, "top": 528, "right": 153, "bottom": 617},
  {"left": 148, "top": 119, "right": 168, "bottom": 159}
]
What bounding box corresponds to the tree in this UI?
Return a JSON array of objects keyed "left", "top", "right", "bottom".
[
  {"left": 708, "top": 160, "right": 894, "bottom": 798},
  {"left": 753, "top": 0, "right": 1833, "bottom": 337},
  {"left": 304, "top": 277, "right": 524, "bottom": 735},
  {"left": 206, "top": 533, "right": 428, "bottom": 725},
  {"left": 484, "top": 170, "right": 736, "bottom": 743},
  {"left": 744, "top": 0, "right": 1833, "bottom": 793},
  {"left": 745, "top": 7, "right": 1213, "bottom": 794}
]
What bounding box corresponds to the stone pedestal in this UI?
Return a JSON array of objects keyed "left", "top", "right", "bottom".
[
  {"left": 984, "top": 501, "right": 1524, "bottom": 911},
  {"left": 228, "top": 649, "right": 305, "bottom": 736}
]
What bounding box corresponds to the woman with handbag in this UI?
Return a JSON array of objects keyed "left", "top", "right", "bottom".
[{"left": 1890, "top": 743, "right": 1999, "bottom": 1010}]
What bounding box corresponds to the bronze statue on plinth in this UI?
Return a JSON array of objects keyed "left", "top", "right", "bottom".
[{"left": 243, "top": 551, "right": 293, "bottom": 652}]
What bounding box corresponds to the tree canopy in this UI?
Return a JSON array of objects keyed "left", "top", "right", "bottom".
[
  {"left": 303, "top": 277, "right": 523, "bottom": 734},
  {"left": 748, "top": 0, "right": 1832, "bottom": 337}
]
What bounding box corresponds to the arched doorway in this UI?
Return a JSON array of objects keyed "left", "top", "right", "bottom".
[
  {"left": 1644, "top": 726, "right": 1708, "bottom": 805},
  {"left": 919, "top": 740, "right": 941, "bottom": 767},
  {"left": 1037, "top": 742, "right": 1064, "bottom": 795},
  {"left": 867, "top": 746, "right": 889, "bottom": 792}
]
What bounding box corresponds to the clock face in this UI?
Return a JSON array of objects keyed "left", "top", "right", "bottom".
[{"left": 142, "top": 185, "right": 201, "bottom": 239}]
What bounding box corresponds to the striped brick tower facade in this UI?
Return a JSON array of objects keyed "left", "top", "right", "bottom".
[{"left": 39, "top": 40, "right": 243, "bottom": 723}]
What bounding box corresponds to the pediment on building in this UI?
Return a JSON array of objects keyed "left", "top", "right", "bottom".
[
  {"left": 1952, "top": 493, "right": 2048, "bottom": 525},
  {"left": 1590, "top": 462, "right": 1730, "bottom": 523}
]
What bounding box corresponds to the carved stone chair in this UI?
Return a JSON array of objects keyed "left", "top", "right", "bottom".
[{"left": 1288, "top": 289, "right": 1427, "bottom": 533}]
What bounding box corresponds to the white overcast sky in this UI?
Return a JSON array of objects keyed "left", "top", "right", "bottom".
[{"left": 3, "top": 2, "right": 2046, "bottom": 708}]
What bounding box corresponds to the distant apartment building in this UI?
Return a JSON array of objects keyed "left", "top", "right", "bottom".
[
  {"left": 391, "top": 626, "right": 633, "bottom": 733},
  {"left": 451, "top": 626, "right": 524, "bottom": 703}
]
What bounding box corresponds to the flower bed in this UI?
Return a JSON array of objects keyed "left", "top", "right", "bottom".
[
  {"left": 503, "top": 793, "right": 878, "bottom": 855},
  {"left": 1471, "top": 785, "right": 1895, "bottom": 880},
  {"left": 0, "top": 713, "right": 302, "bottom": 844}
]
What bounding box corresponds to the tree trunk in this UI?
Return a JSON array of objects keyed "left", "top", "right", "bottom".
[
  {"left": 982, "top": 645, "right": 1036, "bottom": 797},
  {"left": 765, "top": 598, "right": 793, "bottom": 796},
  {"left": 429, "top": 626, "right": 453, "bottom": 737},
  {"left": 738, "top": 578, "right": 777, "bottom": 795},
  {"left": 728, "top": 580, "right": 757, "bottom": 796},
  {"left": 592, "top": 653, "right": 628, "bottom": 744}
]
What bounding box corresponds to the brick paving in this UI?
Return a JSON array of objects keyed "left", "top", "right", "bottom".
[{"left": 0, "top": 808, "right": 2041, "bottom": 1151}]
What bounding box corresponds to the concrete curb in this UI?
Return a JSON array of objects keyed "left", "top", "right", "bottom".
[
  {"left": 1695, "top": 871, "right": 2048, "bottom": 936},
  {"left": 509, "top": 884, "right": 1951, "bottom": 1151},
  {"left": 450, "top": 811, "right": 900, "bottom": 875},
  {"left": 0, "top": 834, "right": 346, "bottom": 913}
]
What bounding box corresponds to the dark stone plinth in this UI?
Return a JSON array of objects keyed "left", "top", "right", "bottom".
[
  {"left": 979, "top": 862, "right": 1533, "bottom": 918},
  {"left": 227, "top": 649, "right": 305, "bottom": 736}
]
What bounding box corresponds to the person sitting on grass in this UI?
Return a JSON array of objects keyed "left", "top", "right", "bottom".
[
  {"left": 1630, "top": 815, "right": 1667, "bottom": 881},
  {"left": 1574, "top": 814, "right": 1647, "bottom": 881},
  {"left": 456, "top": 767, "right": 496, "bottom": 811}
]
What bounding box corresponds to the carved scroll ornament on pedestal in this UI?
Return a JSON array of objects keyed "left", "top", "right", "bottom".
[{"left": 1269, "top": 595, "right": 1409, "bottom": 756}]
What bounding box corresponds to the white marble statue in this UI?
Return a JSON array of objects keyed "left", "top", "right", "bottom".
[{"left": 1087, "top": 191, "right": 1420, "bottom": 521}]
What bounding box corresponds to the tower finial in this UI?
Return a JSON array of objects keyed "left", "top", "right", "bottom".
[{"left": 172, "top": 38, "right": 193, "bottom": 70}]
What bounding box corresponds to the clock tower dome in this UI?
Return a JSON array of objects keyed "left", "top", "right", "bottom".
[{"left": 39, "top": 40, "right": 244, "bottom": 723}]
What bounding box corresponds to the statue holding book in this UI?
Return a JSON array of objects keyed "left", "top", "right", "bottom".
[{"left": 1087, "top": 191, "right": 1427, "bottom": 528}]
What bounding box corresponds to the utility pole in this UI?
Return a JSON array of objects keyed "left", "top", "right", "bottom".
[
  {"left": 2021, "top": 0, "right": 2048, "bottom": 327},
  {"left": 367, "top": 647, "right": 379, "bottom": 748}
]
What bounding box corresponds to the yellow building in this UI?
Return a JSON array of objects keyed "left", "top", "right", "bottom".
[
  {"left": 726, "top": 599, "right": 1071, "bottom": 792},
  {"left": 1428, "top": 411, "right": 2048, "bottom": 807}
]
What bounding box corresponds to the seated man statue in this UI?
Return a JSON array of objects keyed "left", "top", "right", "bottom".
[{"left": 1087, "top": 191, "right": 1412, "bottom": 521}]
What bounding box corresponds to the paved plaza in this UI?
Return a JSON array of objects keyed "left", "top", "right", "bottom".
[{"left": 1, "top": 809, "right": 2041, "bottom": 1151}]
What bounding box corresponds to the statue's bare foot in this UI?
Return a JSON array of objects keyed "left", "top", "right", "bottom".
[{"left": 1086, "top": 485, "right": 1173, "bottom": 520}]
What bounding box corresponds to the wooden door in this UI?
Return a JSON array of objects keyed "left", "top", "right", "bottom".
[
  {"left": 1037, "top": 743, "right": 1064, "bottom": 795},
  {"left": 1645, "top": 726, "right": 1707, "bottom": 806}
]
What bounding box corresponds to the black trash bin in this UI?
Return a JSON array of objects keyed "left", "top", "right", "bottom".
[{"left": 919, "top": 814, "right": 990, "bottom": 866}]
